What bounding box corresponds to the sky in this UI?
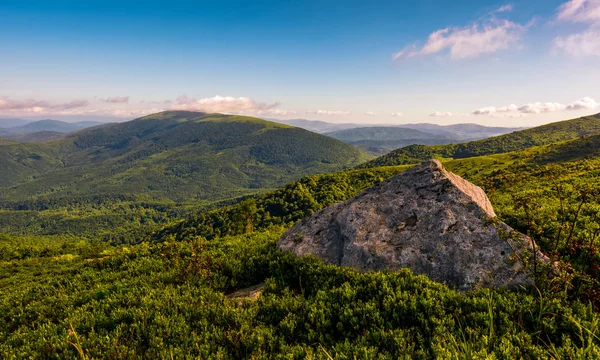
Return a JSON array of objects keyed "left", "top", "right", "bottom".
[{"left": 1, "top": 0, "right": 599, "bottom": 126}]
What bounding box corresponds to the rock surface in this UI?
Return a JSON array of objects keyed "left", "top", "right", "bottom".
[{"left": 278, "top": 159, "right": 547, "bottom": 291}]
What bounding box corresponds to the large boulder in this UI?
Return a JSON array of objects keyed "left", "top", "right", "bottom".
[{"left": 278, "top": 159, "right": 547, "bottom": 291}]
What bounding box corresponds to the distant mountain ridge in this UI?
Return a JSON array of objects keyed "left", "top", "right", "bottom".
[
  {"left": 0, "top": 118, "right": 32, "bottom": 128},
  {"left": 397, "top": 123, "right": 524, "bottom": 140},
  {"left": 267, "top": 118, "right": 370, "bottom": 133},
  {"left": 360, "top": 113, "right": 600, "bottom": 168},
  {"left": 324, "top": 126, "right": 460, "bottom": 153},
  {"left": 268, "top": 118, "right": 522, "bottom": 139},
  {"left": 0, "top": 111, "right": 370, "bottom": 202},
  {"left": 0, "top": 119, "right": 104, "bottom": 136},
  {"left": 325, "top": 127, "right": 453, "bottom": 142}
]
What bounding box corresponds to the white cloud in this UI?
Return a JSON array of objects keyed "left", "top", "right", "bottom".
[
  {"left": 171, "top": 95, "right": 278, "bottom": 114},
  {"left": 429, "top": 111, "right": 455, "bottom": 117},
  {"left": 390, "top": 112, "right": 403, "bottom": 117},
  {"left": 393, "top": 18, "right": 528, "bottom": 60},
  {"left": 553, "top": 1, "right": 600, "bottom": 56},
  {"left": 108, "top": 108, "right": 163, "bottom": 117},
  {"left": 306, "top": 110, "right": 352, "bottom": 116},
  {"left": 471, "top": 97, "right": 599, "bottom": 116},
  {"left": 0, "top": 96, "right": 89, "bottom": 114},
  {"left": 365, "top": 111, "right": 378, "bottom": 116},
  {"left": 496, "top": 104, "right": 519, "bottom": 113},
  {"left": 257, "top": 108, "right": 297, "bottom": 116},
  {"left": 517, "top": 102, "right": 566, "bottom": 113},
  {"left": 567, "top": 96, "right": 600, "bottom": 110},
  {"left": 100, "top": 96, "right": 130, "bottom": 104},
  {"left": 556, "top": 0, "right": 600, "bottom": 24},
  {"left": 494, "top": 4, "right": 514, "bottom": 13},
  {"left": 430, "top": 111, "right": 472, "bottom": 117},
  {"left": 554, "top": 30, "right": 600, "bottom": 56},
  {"left": 155, "top": 100, "right": 173, "bottom": 105},
  {"left": 472, "top": 107, "right": 497, "bottom": 116}
]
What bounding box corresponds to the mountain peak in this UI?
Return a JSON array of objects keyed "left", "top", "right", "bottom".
[
  {"left": 278, "top": 159, "right": 546, "bottom": 290},
  {"left": 137, "top": 110, "right": 208, "bottom": 120}
]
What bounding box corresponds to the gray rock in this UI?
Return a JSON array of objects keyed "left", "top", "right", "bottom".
[{"left": 278, "top": 159, "right": 547, "bottom": 291}]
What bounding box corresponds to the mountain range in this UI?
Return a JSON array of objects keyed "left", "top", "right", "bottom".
[
  {"left": 270, "top": 118, "right": 522, "bottom": 137},
  {"left": 324, "top": 126, "right": 459, "bottom": 154},
  {"left": 0, "top": 118, "right": 33, "bottom": 128},
  {"left": 269, "top": 118, "right": 523, "bottom": 153},
  {"left": 0, "top": 111, "right": 369, "bottom": 203},
  {"left": 361, "top": 113, "right": 600, "bottom": 168},
  {"left": 0, "top": 119, "right": 106, "bottom": 142}
]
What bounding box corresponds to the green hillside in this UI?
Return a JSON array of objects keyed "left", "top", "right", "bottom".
[
  {"left": 152, "top": 133, "right": 600, "bottom": 305},
  {"left": 361, "top": 113, "right": 600, "bottom": 168},
  {"left": 0, "top": 111, "right": 370, "bottom": 203},
  {"left": 152, "top": 165, "right": 411, "bottom": 242},
  {"left": 0, "top": 138, "right": 16, "bottom": 146},
  {"left": 2, "top": 134, "right": 600, "bottom": 357},
  {"left": 2, "top": 130, "right": 66, "bottom": 143}
]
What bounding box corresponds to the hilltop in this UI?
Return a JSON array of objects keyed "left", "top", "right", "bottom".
[
  {"left": 0, "top": 111, "right": 370, "bottom": 202},
  {"left": 361, "top": 113, "right": 600, "bottom": 168}
]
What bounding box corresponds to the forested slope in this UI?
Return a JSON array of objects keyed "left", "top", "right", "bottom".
[
  {"left": 361, "top": 113, "right": 600, "bottom": 167},
  {"left": 2, "top": 116, "right": 600, "bottom": 358},
  {"left": 0, "top": 111, "right": 370, "bottom": 202}
]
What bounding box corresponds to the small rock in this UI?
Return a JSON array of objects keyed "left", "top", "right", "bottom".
[{"left": 227, "top": 283, "right": 265, "bottom": 302}]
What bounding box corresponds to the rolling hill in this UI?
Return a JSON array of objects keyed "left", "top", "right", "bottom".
[
  {"left": 324, "top": 126, "right": 459, "bottom": 152},
  {"left": 360, "top": 113, "right": 600, "bottom": 168},
  {"left": 0, "top": 111, "right": 371, "bottom": 203}
]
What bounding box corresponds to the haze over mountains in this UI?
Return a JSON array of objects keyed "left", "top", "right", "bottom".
[
  {"left": 324, "top": 127, "right": 458, "bottom": 154},
  {"left": 0, "top": 118, "right": 33, "bottom": 128},
  {"left": 0, "top": 119, "right": 106, "bottom": 142},
  {"left": 270, "top": 118, "right": 523, "bottom": 137},
  {"left": 269, "top": 118, "right": 523, "bottom": 153}
]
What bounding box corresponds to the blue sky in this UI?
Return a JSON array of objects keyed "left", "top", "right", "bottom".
[{"left": 1, "top": 0, "right": 599, "bottom": 126}]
